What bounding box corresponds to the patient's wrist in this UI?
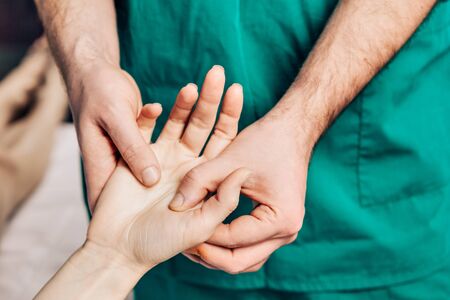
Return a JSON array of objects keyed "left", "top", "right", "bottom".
[
  {"left": 35, "top": 239, "right": 153, "bottom": 299},
  {"left": 81, "top": 239, "right": 150, "bottom": 275},
  {"left": 74, "top": 241, "right": 150, "bottom": 298}
]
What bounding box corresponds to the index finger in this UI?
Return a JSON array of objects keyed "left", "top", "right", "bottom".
[{"left": 169, "top": 157, "right": 236, "bottom": 211}]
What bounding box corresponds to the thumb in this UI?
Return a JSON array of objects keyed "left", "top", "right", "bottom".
[
  {"left": 105, "top": 114, "right": 161, "bottom": 186},
  {"left": 195, "top": 168, "right": 251, "bottom": 230},
  {"left": 169, "top": 157, "right": 236, "bottom": 211}
]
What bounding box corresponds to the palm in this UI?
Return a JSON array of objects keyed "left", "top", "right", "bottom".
[
  {"left": 153, "top": 140, "right": 204, "bottom": 184},
  {"left": 86, "top": 66, "right": 245, "bottom": 267},
  {"left": 96, "top": 141, "right": 206, "bottom": 264}
]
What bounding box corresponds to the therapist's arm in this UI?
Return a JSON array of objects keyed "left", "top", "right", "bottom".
[
  {"left": 170, "top": 0, "right": 437, "bottom": 273},
  {"left": 34, "top": 0, "right": 161, "bottom": 211},
  {"left": 271, "top": 0, "right": 437, "bottom": 138}
]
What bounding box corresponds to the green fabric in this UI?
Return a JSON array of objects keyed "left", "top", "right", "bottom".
[
  {"left": 114, "top": 0, "right": 450, "bottom": 295},
  {"left": 136, "top": 261, "right": 450, "bottom": 299}
]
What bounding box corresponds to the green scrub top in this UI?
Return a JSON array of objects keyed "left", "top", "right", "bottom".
[{"left": 114, "top": 0, "right": 450, "bottom": 294}]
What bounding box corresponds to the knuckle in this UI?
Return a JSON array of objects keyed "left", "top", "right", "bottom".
[
  {"left": 259, "top": 205, "right": 278, "bottom": 223},
  {"left": 288, "top": 233, "right": 299, "bottom": 244},
  {"left": 216, "top": 194, "right": 238, "bottom": 216},
  {"left": 98, "top": 103, "right": 127, "bottom": 132},
  {"left": 282, "top": 216, "right": 304, "bottom": 236},
  {"left": 224, "top": 263, "right": 245, "bottom": 275},
  {"left": 215, "top": 114, "right": 238, "bottom": 136},
  {"left": 225, "top": 232, "right": 242, "bottom": 249},
  {"left": 213, "top": 126, "right": 234, "bottom": 141},
  {"left": 223, "top": 237, "right": 240, "bottom": 249},
  {"left": 183, "top": 168, "right": 203, "bottom": 187},
  {"left": 278, "top": 205, "right": 305, "bottom": 236},
  {"left": 190, "top": 114, "right": 213, "bottom": 129}
]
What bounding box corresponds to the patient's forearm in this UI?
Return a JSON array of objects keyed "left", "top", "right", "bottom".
[{"left": 35, "top": 242, "right": 148, "bottom": 300}]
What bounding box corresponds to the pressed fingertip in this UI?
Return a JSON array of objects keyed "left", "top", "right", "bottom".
[
  {"left": 169, "top": 193, "right": 185, "bottom": 211},
  {"left": 142, "top": 166, "right": 160, "bottom": 186}
]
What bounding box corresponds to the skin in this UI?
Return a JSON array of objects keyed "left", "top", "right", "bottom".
[
  {"left": 35, "top": 67, "right": 247, "bottom": 299},
  {"left": 35, "top": 0, "right": 436, "bottom": 275},
  {"left": 35, "top": 0, "right": 161, "bottom": 211},
  {"left": 0, "top": 38, "right": 67, "bottom": 229}
]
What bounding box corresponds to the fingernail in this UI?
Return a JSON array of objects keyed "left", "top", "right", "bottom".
[
  {"left": 212, "top": 65, "right": 224, "bottom": 71},
  {"left": 233, "top": 83, "right": 243, "bottom": 91},
  {"left": 142, "top": 166, "right": 160, "bottom": 185},
  {"left": 170, "top": 193, "right": 185, "bottom": 209},
  {"left": 186, "top": 83, "right": 198, "bottom": 90}
]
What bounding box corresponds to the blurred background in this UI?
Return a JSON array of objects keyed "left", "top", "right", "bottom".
[{"left": 0, "top": 1, "right": 88, "bottom": 299}]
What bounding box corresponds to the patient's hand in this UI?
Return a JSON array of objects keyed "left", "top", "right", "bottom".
[{"left": 86, "top": 66, "right": 246, "bottom": 269}]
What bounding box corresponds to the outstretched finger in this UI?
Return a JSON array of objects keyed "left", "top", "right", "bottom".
[
  {"left": 137, "top": 103, "right": 162, "bottom": 143},
  {"left": 203, "top": 83, "right": 243, "bottom": 159},
  {"left": 181, "top": 65, "right": 225, "bottom": 155},
  {"left": 158, "top": 84, "right": 198, "bottom": 141}
]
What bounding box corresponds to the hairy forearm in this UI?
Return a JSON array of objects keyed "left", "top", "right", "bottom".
[
  {"left": 35, "top": 242, "right": 148, "bottom": 300},
  {"left": 34, "top": 0, "right": 119, "bottom": 86},
  {"left": 268, "top": 0, "right": 436, "bottom": 147}
]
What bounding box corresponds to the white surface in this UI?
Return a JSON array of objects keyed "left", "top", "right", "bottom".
[{"left": 0, "top": 124, "right": 89, "bottom": 299}]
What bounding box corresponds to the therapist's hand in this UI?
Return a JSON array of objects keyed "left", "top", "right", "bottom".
[
  {"left": 170, "top": 111, "right": 310, "bottom": 274},
  {"left": 168, "top": 0, "right": 437, "bottom": 274},
  {"left": 68, "top": 62, "right": 161, "bottom": 210}
]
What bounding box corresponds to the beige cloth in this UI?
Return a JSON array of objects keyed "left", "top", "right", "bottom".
[
  {"left": 0, "top": 125, "right": 88, "bottom": 299},
  {"left": 0, "top": 38, "right": 67, "bottom": 227}
]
